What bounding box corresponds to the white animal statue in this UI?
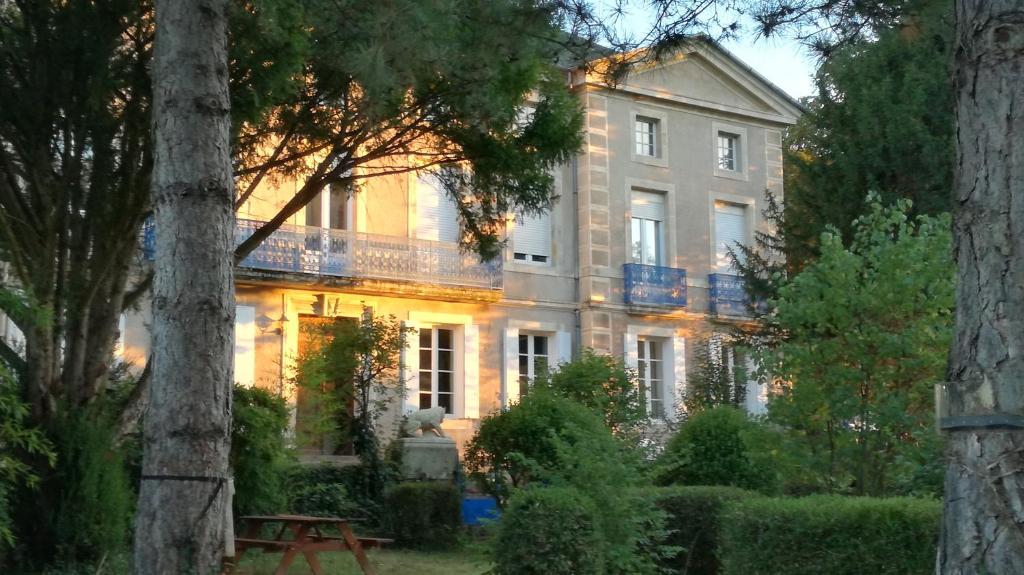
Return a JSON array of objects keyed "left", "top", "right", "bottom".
[{"left": 402, "top": 406, "right": 448, "bottom": 438}]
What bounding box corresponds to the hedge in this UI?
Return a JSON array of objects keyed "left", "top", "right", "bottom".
[
  {"left": 493, "top": 487, "right": 605, "bottom": 575},
  {"left": 719, "top": 495, "right": 941, "bottom": 575},
  {"left": 384, "top": 482, "right": 462, "bottom": 550},
  {"left": 646, "top": 485, "right": 754, "bottom": 575}
]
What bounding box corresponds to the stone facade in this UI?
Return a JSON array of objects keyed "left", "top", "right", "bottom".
[{"left": 118, "top": 40, "right": 802, "bottom": 455}]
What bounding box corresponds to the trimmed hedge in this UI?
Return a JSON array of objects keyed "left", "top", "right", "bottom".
[
  {"left": 494, "top": 487, "right": 605, "bottom": 575},
  {"left": 719, "top": 495, "right": 941, "bottom": 575},
  {"left": 647, "top": 486, "right": 754, "bottom": 575},
  {"left": 385, "top": 482, "right": 461, "bottom": 550}
]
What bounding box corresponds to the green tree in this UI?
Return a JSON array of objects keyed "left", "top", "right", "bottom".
[
  {"left": 294, "top": 312, "right": 411, "bottom": 500},
  {"left": 763, "top": 196, "right": 952, "bottom": 495},
  {"left": 0, "top": 364, "right": 53, "bottom": 551},
  {"left": 784, "top": 2, "right": 954, "bottom": 250},
  {"left": 683, "top": 334, "right": 750, "bottom": 414},
  {"left": 533, "top": 350, "right": 646, "bottom": 433},
  {"left": 653, "top": 406, "right": 777, "bottom": 492}
]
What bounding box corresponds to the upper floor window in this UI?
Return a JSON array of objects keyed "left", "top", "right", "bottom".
[
  {"left": 631, "top": 190, "right": 665, "bottom": 266},
  {"left": 419, "top": 326, "right": 455, "bottom": 414},
  {"left": 717, "top": 132, "right": 739, "bottom": 171},
  {"left": 637, "top": 338, "right": 666, "bottom": 419},
  {"left": 513, "top": 211, "right": 551, "bottom": 265},
  {"left": 714, "top": 201, "right": 748, "bottom": 272},
  {"left": 518, "top": 333, "right": 549, "bottom": 394},
  {"left": 305, "top": 185, "right": 351, "bottom": 230},
  {"left": 416, "top": 171, "right": 460, "bottom": 244},
  {"left": 635, "top": 117, "right": 659, "bottom": 157}
]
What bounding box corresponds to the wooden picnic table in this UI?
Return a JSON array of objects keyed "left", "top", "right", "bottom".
[{"left": 231, "top": 514, "right": 392, "bottom": 575}]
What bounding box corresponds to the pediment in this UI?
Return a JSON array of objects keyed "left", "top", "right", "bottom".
[{"left": 603, "top": 42, "right": 803, "bottom": 123}]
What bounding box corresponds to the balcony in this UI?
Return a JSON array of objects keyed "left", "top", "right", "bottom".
[
  {"left": 623, "top": 263, "right": 687, "bottom": 308},
  {"left": 142, "top": 219, "right": 502, "bottom": 291},
  {"left": 708, "top": 273, "right": 749, "bottom": 316}
]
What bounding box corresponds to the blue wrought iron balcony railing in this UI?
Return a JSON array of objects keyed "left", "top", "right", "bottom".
[
  {"left": 708, "top": 273, "right": 749, "bottom": 316},
  {"left": 142, "top": 218, "right": 502, "bottom": 290},
  {"left": 623, "top": 263, "right": 687, "bottom": 307}
]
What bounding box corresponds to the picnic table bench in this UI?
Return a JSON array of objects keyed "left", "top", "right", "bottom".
[{"left": 229, "top": 514, "right": 392, "bottom": 575}]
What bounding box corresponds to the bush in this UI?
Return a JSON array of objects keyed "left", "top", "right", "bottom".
[
  {"left": 719, "top": 495, "right": 941, "bottom": 575},
  {"left": 464, "top": 390, "right": 616, "bottom": 504},
  {"left": 0, "top": 364, "right": 52, "bottom": 553},
  {"left": 533, "top": 350, "right": 645, "bottom": 433},
  {"left": 232, "top": 385, "right": 293, "bottom": 516},
  {"left": 384, "top": 482, "right": 461, "bottom": 550},
  {"left": 493, "top": 487, "right": 605, "bottom": 575},
  {"left": 654, "top": 407, "right": 777, "bottom": 493},
  {"left": 285, "top": 463, "right": 394, "bottom": 528},
  {"left": 22, "top": 409, "right": 134, "bottom": 567},
  {"left": 645, "top": 486, "right": 753, "bottom": 575}
]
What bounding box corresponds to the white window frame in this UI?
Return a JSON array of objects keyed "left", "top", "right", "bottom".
[
  {"left": 517, "top": 332, "right": 550, "bottom": 392},
  {"left": 624, "top": 326, "right": 686, "bottom": 422},
  {"left": 417, "top": 325, "right": 457, "bottom": 415},
  {"left": 512, "top": 211, "right": 552, "bottom": 266},
  {"left": 405, "top": 311, "right": 479, "bottom": 420},
  {"left": 629, "top": 188, "right": 668, "bottom": 267},
  {"left": 637, "top": 337, "right": 668, "bottom": 419},
  {"left": 305, "top": 184, "right": 354, "bottom": 230},
  {"left": 708, "top": 193, "right": 756, "bottom": 274},
  {"left": 503, "top": 320, "right": 572, "bottom": 407},
  {"left": 625, "top": 180, "right": 677, "bottom": 271},
  {"left": 712, "top": 121, "right": 749, "bottom": 181},
  {"left": 635, "top": 116, "right": 658, "bottom": 157},
  {"left": 630, "top": 108, "right": 668, "bottom": 167}
]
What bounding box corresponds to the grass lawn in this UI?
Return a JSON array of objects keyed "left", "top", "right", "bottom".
[{"left": 235, "top": 547, "right": 492, "bottom": 574}]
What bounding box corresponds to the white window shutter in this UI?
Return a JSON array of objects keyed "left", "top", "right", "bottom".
[
  {"left": 463, "top": 324, "right": 480, "bottom": 419},
  {"left": 504, "top": 326, "right": 520, "bottom": 408},
  {"left": 623, "top": 332, "right": 639, "bottom": 370},
  {"left": 715, "top": 202, "right": 747, "bottom": 271},
  {"left": 555, "top": 331, "right": 573, "bottom": 368},
  {"left": 114, "top": 313, "right": 127, "bottom": 360},
  {"left": 631, "top": 191, "right": 665, "bottom": 221},
  {"left": 416, "top": 173, "right": 459, "bottom": 243},
  {"left": 671, "top": 336, "right": 687, "bottom": 420},
  {"left": 400, "top": 320, "right": 420, "bottom": 415},
  {"left": 234, "top": 306, "right": 256, "bottom": 388},
  {"left": 743, "top": 355, "right": 768, "bottom": 415},
  {"left": 513, "top": 212, "right": 551, "bottom": 259}
]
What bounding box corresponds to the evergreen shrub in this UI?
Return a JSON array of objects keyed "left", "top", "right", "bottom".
[
  {"left": 645, "top": 485, "right": 753, "bottom": 575},
  {"left": 231, "top": 385, "right": 292, "bottom": 516},
  {"left": 384, "top": 482, "right": 461, "bottom": 550},
  {"left": 719, "top": 495, "right": 941, "bottom": 575},
  {"left": 654, "top": 407, "right": 777, "bottom": 493},
  {"left": 493, "top": 487, "right": 604, "bottom": 575}
]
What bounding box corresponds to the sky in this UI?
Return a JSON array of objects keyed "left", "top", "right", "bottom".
[{"left": 612, "top": 4, "right": 820, "bottom": 101}]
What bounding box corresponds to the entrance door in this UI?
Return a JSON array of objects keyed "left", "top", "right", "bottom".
[{"left": 295, "top": 314, "right": 356, "bottom": 456}]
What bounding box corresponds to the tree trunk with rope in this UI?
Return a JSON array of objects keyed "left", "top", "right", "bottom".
[
  {"left": 132, "top": 0, "right": 234, "bottom": 571},
  {"left": 938, "top": 0, "right": 1024, "bottom": 572}
]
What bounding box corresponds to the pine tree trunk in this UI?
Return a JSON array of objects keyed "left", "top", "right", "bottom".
[
  {"left": 938, "top": 1, "right": 1024, "bottom": 572},
  {"left": 132, "top": 0, "right": 234, "bottom": 572}
]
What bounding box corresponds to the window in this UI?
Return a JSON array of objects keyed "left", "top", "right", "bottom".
[
  {"left": 635, "top": 117, "right": 658, "bottom": 157},
  {"left": 513, "top": 211, "right": 551, "bottom": 264},
  {"left": 717, "top": 132, "right": 739, "bottom": 171},
  {"left": 305, "top": 185, "right": 351, "bottom": 230},
  {"left": 518, "top": 334, "right": 549, "bottom": 393},
  {"left": 416, "top": 171, "right": 460, "bottom": 243},
  {"left": 631, "top": 191, "right": 665, "bottom": 266},
  {"left": 714, "top": 201, "right": 747, "bottom": 272},
  {"left": 419, "top": 326, "right": 455, "bottom": 414},
  {"left": 637, "top": 338, "right": 665, "bottom": 418}
]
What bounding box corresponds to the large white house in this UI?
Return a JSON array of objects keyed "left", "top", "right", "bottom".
[{"left": 116, "top": 39, "right": 802, "bottom": 455}]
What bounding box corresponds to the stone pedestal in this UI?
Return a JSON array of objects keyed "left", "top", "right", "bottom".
[{"left": 395, "top": 436, "right": 459, "bottom": 481}]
